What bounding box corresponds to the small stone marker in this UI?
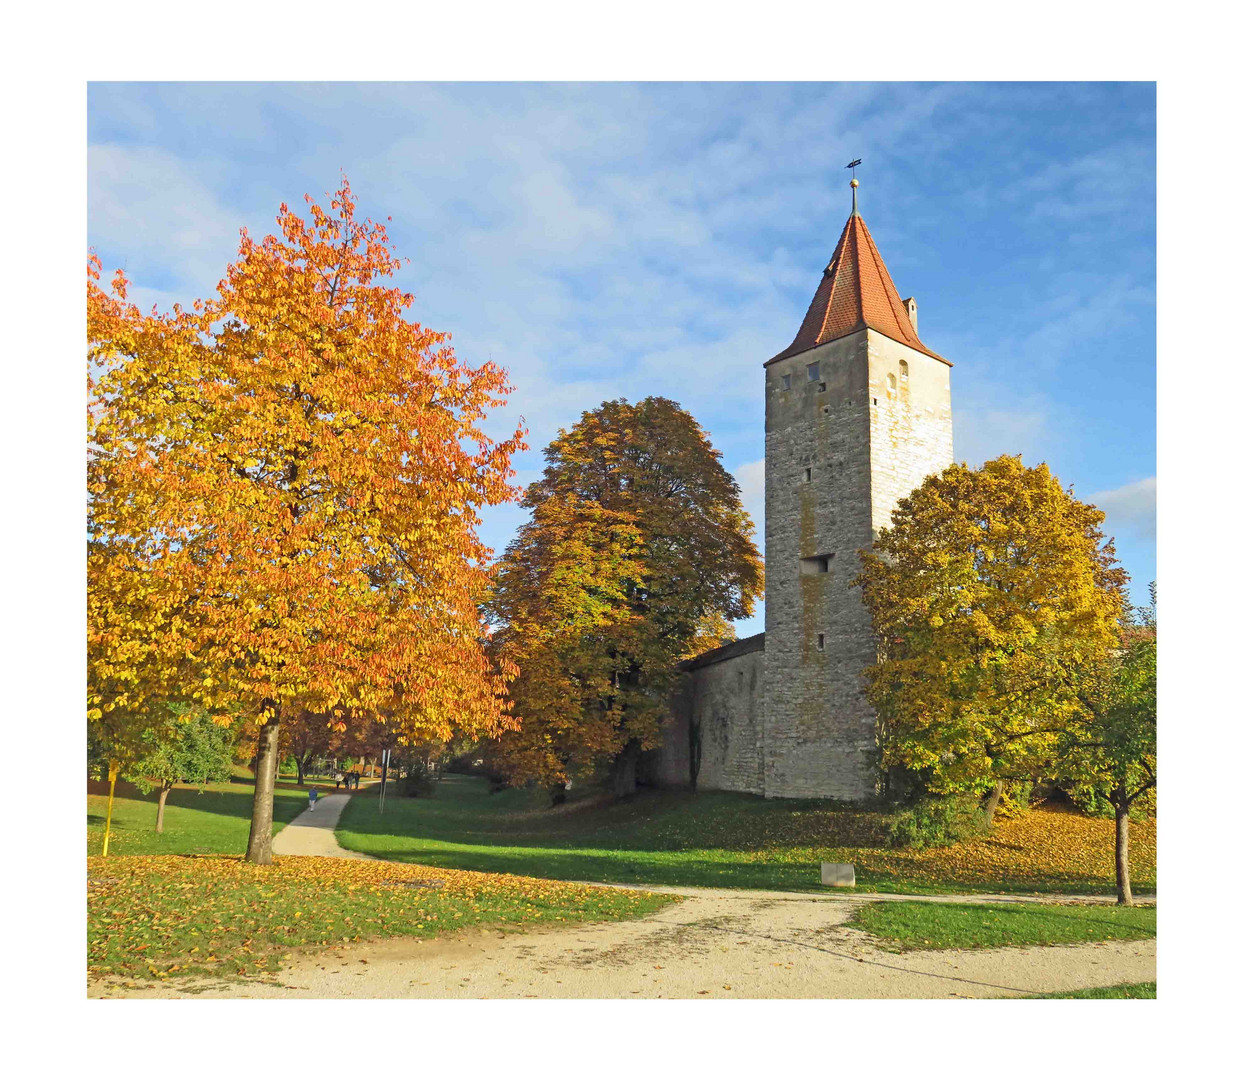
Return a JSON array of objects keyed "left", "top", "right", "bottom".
[{"left": 821, "top": 862, "right": 856, "bottom": 887}]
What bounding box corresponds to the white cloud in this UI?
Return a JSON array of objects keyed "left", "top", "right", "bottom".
[
  {"left": 734, "top": 458, "right": 765, "bottom": 539},
  {"left": 88, "top": 143, "right": 251, "bottom": 289},
  {"left": 1087, "top": 476, "right": 1156, "bottom": 540}
]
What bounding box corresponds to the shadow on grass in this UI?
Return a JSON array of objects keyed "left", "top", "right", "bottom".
[{"left": 334, "top": 775, "right": 1155, "bottom": 896}]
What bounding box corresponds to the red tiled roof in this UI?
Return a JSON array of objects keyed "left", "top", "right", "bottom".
[{"left": 767, "top": 212, "right": 948, "bottom": 365}]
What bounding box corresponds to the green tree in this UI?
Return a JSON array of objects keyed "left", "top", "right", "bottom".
[
  {"left": 489, "top": 397, "right": 763, "bottom": 798},
  {"left": 856, "top": 455, "right": 1128, "bottom": 819},
  {"left": 128, "top": 705, "right": 236, "bottom": 833},
  {"left": 1055, "top": 585, "right": 1156, "bottom": 905}
]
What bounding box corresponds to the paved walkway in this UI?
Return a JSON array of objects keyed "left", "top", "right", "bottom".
[{"left": 271, "top": 794, "right": 372, "bottom": 860}]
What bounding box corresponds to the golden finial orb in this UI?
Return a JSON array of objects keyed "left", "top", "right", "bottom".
[{"left": 850, "top": 178, "right": 859, "bottom": 188}]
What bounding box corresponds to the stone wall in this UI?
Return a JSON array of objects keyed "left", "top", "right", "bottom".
[
  {"left": 647, "top": 634, "right": 765, "bottom": 793},
  {"left": 763, "top": 332, "right": 879, "bottom": 799},
  {"left": 650, "top": 331, "right": 952, "bottom": 803},
  {"left": 866, "top": 331, "right": 954, "bottom": 538},
  {"left": 759, "top": 329, "right": 953, "bottom": 801}
]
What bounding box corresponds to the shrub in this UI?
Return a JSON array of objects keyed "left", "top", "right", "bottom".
[
  {"left": 887, "top": 797, "right": 988, "bottom": 850},
  {"left": 400, "top": 760, "right": 437, "bottom": 798}
]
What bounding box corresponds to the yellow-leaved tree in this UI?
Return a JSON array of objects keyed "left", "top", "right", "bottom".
[
  {"left": 856, "top": 455, "right": 1128, "bottom": 820},
  {"left": 487, "top": 397, "right": 763, "bottom": 799},
  {"left": 88, "top": 179, "right": 525, "bottom": 862}
]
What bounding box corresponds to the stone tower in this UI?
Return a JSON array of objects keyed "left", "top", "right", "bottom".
[{"left": 762, "top": 183, "right": 954, "bottom": 800}]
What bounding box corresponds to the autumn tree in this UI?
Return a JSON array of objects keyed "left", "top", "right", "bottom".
[
  {"left": 88, "top": 179, "right": 525, "bottom": 863},
  {"left": 488, "top": 397, "right": 763, "bottom": 798},
  {"left": 856, "top": 455, "right": 1128, "bottom": 819},
  {"left": 281, "top": 709, "right": 344, "bottom": 786},
  {"left": 128, "top": 704, "right": 235, "bottom": 833},
  {"left": 1054, "top": 585, "right": 1156, "bottom": 905}
]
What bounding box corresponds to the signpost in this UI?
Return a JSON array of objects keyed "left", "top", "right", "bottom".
[{"left": 378, "top": 747, "right": 391, "bottom": 815}]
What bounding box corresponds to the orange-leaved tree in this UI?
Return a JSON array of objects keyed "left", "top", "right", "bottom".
[
  {"left": 88, "top": 178, "right": 526, "bottom": 863},
  {"left": 487, "top": 397, "right": 763, "bottom": 798}
]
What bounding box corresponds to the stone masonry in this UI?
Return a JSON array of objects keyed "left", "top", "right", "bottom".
[{"left": 650, "top": 196, "right": 954, "bottom": 800}]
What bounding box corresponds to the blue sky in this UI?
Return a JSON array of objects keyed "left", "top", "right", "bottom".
[{"left": 88, "top": 82, "right": 1156, "bottom": 636}]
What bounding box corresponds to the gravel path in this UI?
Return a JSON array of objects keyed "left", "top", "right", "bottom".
[
  {"left": 97, "top": 884, "right": 1155, "bottom": 999},
  {"left": 95, "top": 796, "right": 1154, "bottom": 998}
]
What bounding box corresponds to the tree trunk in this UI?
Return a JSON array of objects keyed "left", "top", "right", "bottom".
[
  {"left": 295, "top": 756, "right": 306, "bottom": 786},
  {"left": 155, "top": 784, "right": 171, "bottom": 834},
  {"left": 245, "top": 715, "right": 281, "bottom": 865},
  {"left": 1114, "top": 790, "right": 1133, "bottom": 906},
  {"left": 610, "top": 740, "right": 641, "bottom": 799},
  {"left": 982, "top": 780, "right": 1005, "bottom": 826}
]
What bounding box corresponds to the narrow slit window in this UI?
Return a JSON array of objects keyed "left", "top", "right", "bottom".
[
  {"left": 803, "top": 467, "right": 812, "bottom": 482},
  {"left": 800, "top": 553, "right": 835, "bottom": 575},
  {"left": 807, "top": 361, "right": 820, "bottom": 382},
  {"left": 816, "top": 633, "right": 825, "bottom": 651},
  {"left": 872, "top": 396, "right": 878, "bottom": 405}
]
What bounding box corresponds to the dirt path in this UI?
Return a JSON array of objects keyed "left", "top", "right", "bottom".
[
  {"left": 94, "top": 886, "right": 1155, "bottom": 999},
  {"left": 271, "top": 794, "right": 372, "bottom": 859}
]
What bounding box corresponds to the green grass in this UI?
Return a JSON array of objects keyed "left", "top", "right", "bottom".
[
  {"left": 847, "top": 900, "right": 1157, "bottom": 951},
  {"left": 87, "top": 774, "right": 311, "bottom": 856},
  {"left": 334, "top": 775, "right": 1155, "bottom": 895},
  {"left": 1038, "top": 982, "right": 1156, "bottom": 999},
  {"left": 87, "top": 854, "right": 676, "bottom": 980}
]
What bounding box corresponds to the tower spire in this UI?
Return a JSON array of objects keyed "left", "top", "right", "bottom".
[{"left": 846, "top": 158, "right": 862, "bottom": 216}]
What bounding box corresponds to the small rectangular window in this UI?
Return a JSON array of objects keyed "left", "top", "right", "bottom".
[
  {"left": 816, "top": 633, "right": 825, "bottom": 651},
  {"left": 807, "top": 361, "right": 820, "bottom": 382},
  {"left": 799, "top": 553, "right": 834, "bottom": 575},
  {"left": 803, "top": 467, "right": 812, "bottom": 482},
  {"left": 817, "top": 381, "right": 827, "bottom": 392},
  {"left": 781, "top": 373, "right": 792, "bottom": 391},
  {"left": 872, "top": 397, "right": 878, "bottom": 405}
]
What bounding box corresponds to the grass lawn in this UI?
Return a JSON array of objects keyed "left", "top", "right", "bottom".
[
  {"left": 335, "top": 775, "right": 1156, "bottom": 895},
  {"left": 1038, "top": 982, "right": 1156, "bottom": 999},
  {"left": 86, "top": 773, "right": 312, "bottom": 856},
  {"left": 87, "top": 854, "right": 675, "bottom": 980},
  {"left": 847, "top": 900, "right": 1156, "bottom": 951}
]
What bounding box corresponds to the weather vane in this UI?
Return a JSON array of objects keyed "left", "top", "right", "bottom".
[{"left": 846, "top": 158, "right": 862, "bottom": 214}]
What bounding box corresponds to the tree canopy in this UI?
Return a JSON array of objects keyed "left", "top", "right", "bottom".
[
  {"left": 488, "top": 397, "right": 763, "bottom": 796},
  {"left": 127, "top": 704, "right": 236, "bottom": 833},
  {"left": 1053, "top": 586, "right": 1156, "bottom": 903},
  {"left": 856, "top": 454, "right": 1129, "bottom": 806},
  {"left": 88, "top": 178, "right": 525, "bottom": 860}
]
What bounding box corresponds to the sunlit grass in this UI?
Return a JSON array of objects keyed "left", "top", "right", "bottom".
[
  {"left": 87, "top": 854, "right": 674, "bottom": 980},
  {"left": 335, "top": 775, "right": 1155, "bottom": 895},
  {"left": 848, "top": 900, "right": 1156, "bottom": 951}
]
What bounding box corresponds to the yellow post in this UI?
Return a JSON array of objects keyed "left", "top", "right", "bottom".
[{"left": 101, "top": 760, "right": 119, "bottom": 857}]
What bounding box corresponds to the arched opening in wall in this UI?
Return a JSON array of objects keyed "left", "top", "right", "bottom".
[
  {"left": 899, "top": 359, "right": 909, "bottom": 381},
  {"left": 886, "top": 372, "right": 897, "bottom": 393}
]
